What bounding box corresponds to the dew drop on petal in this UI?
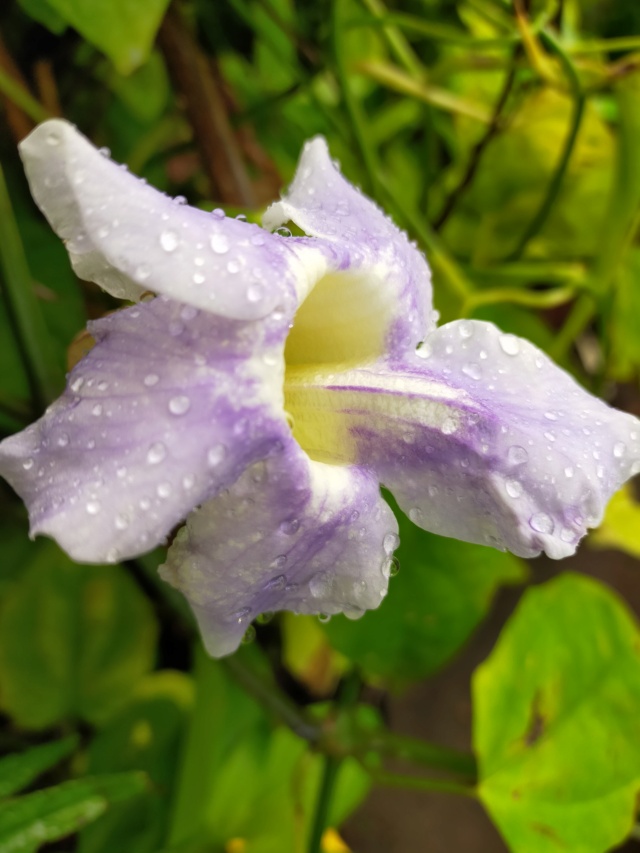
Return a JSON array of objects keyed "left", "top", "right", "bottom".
[
  {"left": 383, "top": 532, "right": 400, "bottom": 554},
  {"left": 265, "top": 572, "right": 287, "bottom": 590},
  {"left": 210, "top": 233, "right": 229, "bottom": 254},
  {"left": 71, "top": 377, "right": 84, "bottom": 392},
  {"left": 207, "top": 444, "right": 226, "bottom": 466},
  {"left": 147, "top": 442, "right": 166, "bottom": 465},
  {"left": 46, "top": 130, "right": 61, "bottom": 146},
  {"left": 462, "top": 363, "right": 481, "bottom": 380},
  {"left": 530, "top": 512, "right": 554, "bottom": 534},
  {"left": 614, "top": 441, "right": 626, "bottom": 458},
  {"left": 157, "top": 481, "right": 172, "bottom": 498},
  {"left": 144, "top": 373, "right": 159, "bottom": 387},
  {"left": 499, "top": 334, "right": 520, "bottom": 356},
  {"left": 57, "top": 433, "right": 69, "bottom": 447},
  {"left": 251, "top": 233, "right": 265, "bottom": 246},
  {"left": 409, "top": 507, "right": 422, "bottom": 523},
  {"left": 560, "top": 527, "right": 576, "bottom": 543},
  {"left": 247, "top": 283, "right": 264, "bottom": 303},
  {"left": 160, "top": 230, "right": 179, "bottom": 252},
  {"left": 114, "top": 513, "right": 130, "bottom": 530},
  {"left": 309, "top": 572, "right": 331, "bottom": 598},
  {"left": 23, "top": 458, "right": 34, "bottom": 470},
  {"left": 91, "top": 404, "right": 103, "bottom": 417},
  {"left": 269, "top": 555, "right": 287, "bottom": 571},
  {"left": 227, "top": 260, "right": 240, "bottom": 274},
  {"left": 505, "top": 479, "right": 523, "bottom": 498},
  {"left": 280, "top": 517, "right": 300, "bottom": 535},
  {"left": 564, "top": 466, "right": 574, "bottom": 478},
  {"left": 459, "top": 321, "right": 473, "bottom": 339},
  {"left": 416, "top": 343, "right": 432, "bottom": 359},
  {"left": 212, "top": 208, "right": 225, "bottom": 220},
  {"left": 169, "top": 395, "right": 191, "bottom": 415},
  {"left": 508, "top": 445, "right": 529, "bottom": 465},
  {"left": 134, "top": 265, "right": 150, "bottom": 282},
  {"left": 318, "top": 613, "right": 331, "bottom": 624},
  {"left": 182, "top": 474, "right": 195, "bottom": 490},
  {"left": 544, "top": 411, "right": 558, "bottom": 421},
  {"left": 86, "top": 500, "right": 101, "bottom": 515}
]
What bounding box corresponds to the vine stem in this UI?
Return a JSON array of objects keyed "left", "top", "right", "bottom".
[{"left": 371, "top": 770, "right": 476, "bottom": 798}]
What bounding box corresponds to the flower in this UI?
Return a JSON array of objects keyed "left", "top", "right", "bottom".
[{"left": 1, "top": 119, "right": 639, "bottom": 657}]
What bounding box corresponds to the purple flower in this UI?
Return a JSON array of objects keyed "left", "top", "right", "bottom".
[{"left": 1, "top": 119, "right": 638, "bottom": 656}]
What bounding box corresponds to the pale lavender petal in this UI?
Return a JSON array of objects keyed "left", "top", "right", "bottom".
[
  {"left": 160, "top": 437, "right": 398, "bottom": 657},
  {"left": 19, "top": 119, "right": 303, "bottom": 320},
  {"left": 263, "top": 137, "right": 435, "bottom": 356},
  {"left": 286, "top": 320, "right": 640, "bottom": 559},
  {"left": 0, "top": 296, "right": 289, "bottom": 563}
]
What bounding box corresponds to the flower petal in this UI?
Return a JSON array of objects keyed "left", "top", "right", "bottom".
[
  {"left": 264, "top": 137, "right": 435, "bottom": 357},
  {"left": 0, "top": 296, "right": 289, "bottom": 563},
  {"left": 19, "top": 119, "right": 304, "bottom": 320},
  {"left": 160, "top": 437, "right": 398, "bottom": 657},
  {"left": 285, "top": 320, "right": 640, "bottom": 559}
]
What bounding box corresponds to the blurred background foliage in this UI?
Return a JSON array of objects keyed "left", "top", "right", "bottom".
[{"left": 1, "top": 0, "right": 640, "bottom": 851}]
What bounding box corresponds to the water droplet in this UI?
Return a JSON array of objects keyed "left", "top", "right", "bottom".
[
  {"left": 428, "top": 485, "right": 439, "bottom": 497},
  {"left": 564, "top": 466, "right": 574, "bottom": 478},
  {"left": 140, "top": 497, "right": 151, "bottom": 510},
  {"left": 256, "top": 612, "right": 274, "bottom": 625},
  {"left": 596, "top": 465, "right": 605, "bottom": 479},
  {"left": 115, "top": 513, "right": 129, "bottom": 530},
  {"left": 86, "top": 500, "right": 101, "bottom": 515},
  {"left": 508, "top": 445, "right": 529, "bottom": 465},
  {"left": 614, "top": 441, "right": 626, "bottom": 458},
  {"left": 234, "top": 606, "right": 251, "bottom": 623},
  {"left": 544, "top": 411, "right": 558, "bottom": 421},
  {"left": 544, "top": 431, "right": 556, "bottom": 442},
  {"left": 310, "top": 572, "right": 330, "bottom": 597},
  {"left": 505, "top": 478, "right": 523, "bottom": 498},
  {"left": 57, "top": 433, "right": 69, "bottom": 447},
  {"left": 210, "top": 233, "right": 229, "bottom": 254},
  {"left": 409, "top": 507, "right": 422, "bottom": 523},
  {"left": 182, "top": 474, "right": 195, "bottom": 490},
  {"left": 416, "top": 343, "right": 432, "bottom": 359},
  {"left": 247, "top": 283, "right": 264, "bottom": 303},
  {"left": 462, "top": 363, "right": 481, "bottom": 380},
  {"left": 160, "top": 230, "right": 179, "bottom": 252},
  {"left": 71, "top": 376, "right": 84, "bottom": 392},
  {"left": 251, "top": 233, "right": 265, "bottom": 246},
  {"left": 269, "top": 555, "right": 287, "bottom": 571},
  {"left": 46, "top": 130, "right": 61, "bottom": 146},
  {"left": 560, "top": 527, "right": 576, "bottom": 543},
  {"left": 275, "top": 226, "right": 291, "bottom": 237},
  {"left": 97, "top": 381, "right": 109, "bottom": 391},
  {"left": 318, "top": 613, "right": 331, "bottom": 623},
  {"left": 147, "top": 442, "right": 166, "bottom": 464},
  {"left": 91, "top": 404, "right": 103, "bottom": 417},
  {"left": 134, "top": 265, "right": 150, "bottom": 282},
  {"left": 441, "top": 417, "right": 457, "bottom": 435},
  {"left": 530, "top": 512, "right": 554, "bottom": 534},
  {"left": 157, "top": 481, "right": 172, "bottom": 498},
  {"left": 499, "top": 334, "right": 520, "bottom": 356},
  {"left": 350, "top": 510, "right": 360, "bottom": 521},
  {"left": 227, "top": 260, "right": 240, "bottom": 274},
  {"left": 265, "top": 573, "right": 287, "bottom": 590},
  {"left": 144, "top": 373, "right": 159, "bottom": 387},
  {"left": 207, "top": 444, "right": 226, "bottom": 466},
  {"left": 241, "top": 625, "right": 256, "bottom": 644},
  {"left": 280, "top": 518, "right": 300, "bottom": 535},
  {"left": 212, "top": 208, "right": 225, "bottom": 220},
  {"left": 23, "top": 458, "right": 34, "bottom": 470},
  {"left": 458, "top": 321, "right": 473, "bottom": 339},
  {"left": 116, "top": 467, "right": 127, "bottom": 479},
  {"left": 169, "top": 395, "right": 191, "bottom": 415},
  {"left": 383, "top": 532, "right": 400, "bottom": 554}
]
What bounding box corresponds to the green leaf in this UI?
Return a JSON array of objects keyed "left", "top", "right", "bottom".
[
  {"left": 323, "top": 506, "right": 526, "bottom": 686},
  {"left": 473, "top": 573, "right": 640, "bottom": 853},
  {"left": 0, "top": 540, "right": 158, "bottom": 729},
  {"left": 31, "top": 0, "right": 171, "bottom": 74},
  {"left": 609, "top": 249, "right": 640, "bottom": 381},
  {"left": 589, "top": 484, "right": 640, "bottom": 559},
  {"left": 168, "top": 647, "right": 369, "bottom": 853},
  {"left": 77, "top": 672, "right": 193, "bottom": 853},
  {"left": 0, "top": 737, "right": 79, "bottom": 799},
  {"left": 0, "top": 772, "right": 147, "bottom": 853}
]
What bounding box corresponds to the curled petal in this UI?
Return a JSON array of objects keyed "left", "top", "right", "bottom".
[
  {"left": 0, "top": 297, "right": 288, "bottom": 563},
  {"left": 286, "top": 320, "right": 640, "bottom": 559},
  {"left": 264, "top": 137, "right": 435, "bottom": 357},
  {"left": 19, "top": 119, "right": 304, "bottom": 320},
  {"left": 160, "top": 437, "right": 398, "bottom": 657}
]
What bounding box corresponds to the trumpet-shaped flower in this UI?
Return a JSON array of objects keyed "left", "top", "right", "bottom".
[{"left": 1, "top": 119, "right": 639, "bottom": 656}]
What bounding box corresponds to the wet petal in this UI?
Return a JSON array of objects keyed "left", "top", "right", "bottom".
[
  {"left": 264, "top": 137, "right": 435, "bottom": 357},
  {"left": 19, "top": 119, "right": 305, "bottom": 320},
  {"left": 286, "top": 320, "right": 640, "bottom": 559},
  {"left": 0, "top": 297, "right": 289, "bottom": 563},
  {"left": 160, "top": 437, "right": 398, "bottom": 657}
]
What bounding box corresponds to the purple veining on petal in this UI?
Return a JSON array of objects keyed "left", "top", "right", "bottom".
[
  {"left": 285, "top": 319, "right": 640, "bottom": 559},
  {"left": 160, "top": 435, "right": 398, "bottom": 657},
  {"left": 264, "top": 137, "right": 434, "bottom": 357},
  {"left": 0, "top": 296, "right": 290, "bottom": 563}
]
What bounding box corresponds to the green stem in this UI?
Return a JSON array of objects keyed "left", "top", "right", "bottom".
[
  {"left": 549, "top": 292, "right": 596, "bottom": 360},
  {"left": 366, "top": 732, "right": 476, "bottom": 778},
  {"left": 358, "top": 0, "right": 423, "bottom": 76},
  {"left": 331, "top": 0, "right": 381, "bottom": 199},
  {"left": 507, "top": 30, "right": 586, "bottom": 261},
  {"left": 0, "top": 163, "right": 61, "bottom": 409},
  {"left": 307, "top": 755, "right": 342, "bottom": 853},
  {"left": 371, "top": 770, "right": 476, "bottom": 798},
  {"left": 223, "top": 652, "right": 321, "bottom": 742},
  {"left": 462, "top": 285, "right": 576, "bottom": 315},
  {"left": 0, "top": 68, "right": 50, "bottom": 124}
]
